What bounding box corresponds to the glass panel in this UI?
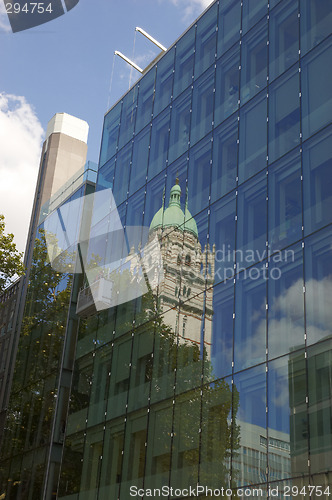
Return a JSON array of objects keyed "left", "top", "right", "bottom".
[
  {"left": 217, "top": 0, "right": 241, "bottom": 56},
  {"left": 300, "top": 0, "right": 332, "bottom": 56},
  {"left": 237, "top": 172, "right": 267, "bottom": 265},
  {"left": 125, "top": 187, "right": 145, "bottom": 228},
  {"left": 268, "top": 243, "right": 304, "bottom": 359},
  {"left": 168, "top": 88, "right": 191, "bottom": 164},
  {"left": 268, "top": 352, "right": 308, "bottom": 481},
  {"left": 269, "top": 0, "right": 299, "bottom": 82},
  {"left": 127, "top": 326, "right": 153, "bottom": 412},
  {"left": 147, "top": 108, "right": 170, "bottom": 181},
  {"left": 191, "top": 67, "right": 214, "bottom": 146},
  {"left": 135, "top": 68, "right": 156, "bottom": 133},
  {"left": 106, "top": 336, "right": 132, "bottom": 419},
  {"left": 210, "top": 193, "right": 236, "bottom": 285},
  {"left": 143, "top": 171, "right": 166, "bottom": 229},
  {"left": 308, "top": 339, "right": 332, "bottom": 474},
  {"left": 86, "top": 346, "right": 110, "bottom": 428},
  {"left": 58, "top": 432, "right": 84, "bottom": 496},
  {"left": 209, "top": 282, "right": 234, "bottom": 381},
  {"left": 173, "top": 25, "right": 195, "bottom": 98},
  {"left": 194, "top": 2, "right": 217, "bottom": 78},
  {"left": 238, "top": 93, "right": 267, "bottom": 182},
  {"left": 240, "top": 20, "right": 268, "bottom": 104},
  {"left": 79, "top": 424, "right": 103, "bottom": 496},
  {"left": 268, "top": 150, "right": 302, "bottom": 252},
  {"left": 242, "top": 0, "right": 267, "bottom": 34},
  {"left": 303, "top": 127, "right": 332, "bottom": 235},
  {"left": 112, "top": 143, "right": 132, "bottom": 207},
  {"left": 67, "top": 354, "right": 92, "bottom": 435},
  {"left": 128, "top": 125, "right": 149, "bottom": 196},
  {"left": 305, "top": 227, "right": 332, "bottom": 346},
  {"left": 100, "top": 102, "right": 122, "bottom": 167},
  {"left": 154, "top": 47, "right": 175, "bottom": 117},
  {"left": 187, "top": 135, "right": 212, "bottom": 216},
  {"left": 98, "top": 419, "right": 124, "bottom": 499},
  {"left": 269, "top": 68, "right": 300, "bottom": 163},
  {"left": 214, "top": 45, "right": 240, "bottom": 126},
  {"left": 117, "top": 87, "right": 138, "bottom": 149},
  {"left": 200, "top": 377, "right": 233, "bottom": 487},
  {"left": 211, "top": 117, "right": 238, "bottom": 203},
  {"left": 233, "top": 365, "right": 267, "bottom": 487},
  {"left": 170, "top": 390, "right": 200, "bottom": 490},
  {"left": 165, "top": 154, "right": 188, "bottom": 198},
  {"left": 301, "top": 39, "right": 332, "bottom": 140},
  {"left": 234, "top": 270, "right": 267, "bottom": 371}
]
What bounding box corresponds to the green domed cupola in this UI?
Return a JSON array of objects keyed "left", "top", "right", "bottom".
[{"left": 149, "top": 179, "right": 198, "bottom": 239}]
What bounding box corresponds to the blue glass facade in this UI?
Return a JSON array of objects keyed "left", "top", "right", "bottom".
[{"left": 1, "top": 0, "right": 331, "bottom": 498}]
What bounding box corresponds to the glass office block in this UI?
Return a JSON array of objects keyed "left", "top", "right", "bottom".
[
  {"left": 237, "top": 172, "right": 267, "bottom": 264},
  {"left": 268, "top": 352, "right": 308, "bottom": 480},
  {"left": 79, "top": 424, "right": 103, "bottom": 495},
  {"left": 211, "top": 117, "right": 238, "bottom": 203},
  {"left": 154, "top": 47, "right": 175, "bottom": 117},
  {"left": 301, "top": 39, "right": 332, "bottom": 140},
  {"left": 106, "top": 336, "right": 132, "bottom": 420},
  {"left": 127, "top": 326, "right": 153, "bottom": 412},
  {"left": 170, "top": 391, "right": 200, "bottom": 490},
  {"left": 147, "top": 108, "right": 170, "bottom": 180},
  {"left": 135, "top": 68, "right": 156, "bottom": 134},
  {"left": 300, "top": 0, "right": 332, "bottom": 56},
  {"left": 194, "top": 2, "right": 217, "bottom": 78},
  {"left": 200, "top": 377, "right": 232, "bottom": 487},
  {"left": 100, "top": 102, "right": 122, "bottom": 167},
  {"left": 210, "top": 193, "right": 236, "bottom": 285},
  {"left": 234, "top": 271, "right": 267, "bottom": 371},
  {"left": 307, "top": 340, "right": 332, "bottom": 475},
  {"left": 173, "top": 25, "right": 195, "bottom": 98},
  {"left": 125, "top": 187, "right": 145, "bottom": 228},
  {"left": 242, "top": 0, "right": 267, "bottom": 34},
  {"left": 112, "top": 143, "right": 131, "bottom": 207},
  {"left": 269, "top": 0, "right": 299, "bottom": 83},
  {"left": 187, "top": 135, "right": 212, "bottom": 216},
  {"left": 209, "top": 281, "right": 234, "bottom": 381},
  {"left": 217, "top": 0, "right": 241, "bottom": 57},
  {"left": 214, "top": 45, "right": 240, "bottom": 127},
  {"left": 303, "top": 126, "right": 332, "bottom": 236},
  {"left": 128, "top": 125, "right": 149, "bottom": 196},
  {"left": 118, "top": 87, "right": 138, "bottom": 149},
  {"left": 143, "top": 171, "right": 166, "bottom": 228},
  {"left": 191, "top": 67, "right": 214, "bottom": 146},
  {"left": 233, "top": 364, "right": 267, "bottom": 486},
  {"left": 98, "top": 419, "right": 125, "bottom": 499},
  {"left": 240, "top": 20, "right": 268, "bottom": 105},
  {"left": 305, "top": 227, "right": 332, "bottom": 346},
  {"left": 268, "top": 243, "right": 304, "bottom": 359},
  {"left": 144, "top": 403, "right": 172, "bottom": 490},
  {"left": 268, "top": 150, "right": 302, "bottom": 252},
  {"left": 168, "top": 88, "right": 191, "bottom": 164},
  {"left": 238, "top": 93, "right": 267, "bottom": 182}
]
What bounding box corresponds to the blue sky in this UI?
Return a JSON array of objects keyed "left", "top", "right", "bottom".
[{"left": 0, "top": 0, "right": 212, "bottom": 252}]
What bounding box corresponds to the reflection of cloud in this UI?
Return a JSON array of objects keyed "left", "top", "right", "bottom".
[
  {"left": 0, "top": 2, "right": 11, "bottom": 32},
  {"left": 0, "top": 93, "right": 44, "bottom": 253},
  {"left": 161, "top": 0, "right": 213, "bottom": 22}
]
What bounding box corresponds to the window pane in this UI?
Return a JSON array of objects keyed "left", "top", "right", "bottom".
[
  {"left": 303, "top": 126, "right": 332, "bottom": 235},
  {"left": 269, "top": 0, "right": 299, "bottom": 82},
  {"left": 100, "top": 103, "right": 121, "bottom": 167},
  {"left": 112, "top": 143, "right": 131, "bottom": 207},
  {"left": 135, "top": 69, "right": 156, "bottom": 134},
  {"left": 173, "top": 25, "right": 195, "bottom": 98},
  {"left": 194, "top": 2, "right": 217, "bottom": 78},
  {"left": 147, "top": 108, "right": 170, "bottom": 180},
  {"left": 191, "top": 67, "right": 214, "bottom": 146},
  {"left": 233, "top": 365, "right": 267, "bottom": 486},
  {"left": 240, "top": 20, "right": 267, "bottom": 105},
  {"left": 238, "top": 93, "right": 267, "bottom": 182},
  {"left": 118, "top": 87, "right": 138, "bottom": 149},
  {"left": 211, "top": 117, "right": 238, "bottom": 203},
  {"left": 214, "top": 45, "right": 240, "bottom": 126},
  {"left": 187, "top": 135, "right": 212, "bottom": 216},
  {"left": 144, "top": 171, "right": 166, "bottom": 229},
  {"left": 154, "top": 47, "right": 175, "bottom": 117},
  {"left": 129, "top": 125, "right": 149, "bottom": 196},
  {"left": 242, "top": 0, "right": 267, "bottom": 34},
  {"left": 300, "top": 0, "right": 332, "bottom": 56},
  {"left": 268, "top": 243, "right": 304, "bottom": 359},
  {"left": 305, "top": 227, "right": 332, "bottom": 346},
  {"left": 301, "top": 39, "right": 332, "bottom": 140},
  {"left": 268, "top": 150, "right": 302, "bottom": 252},
  {"left": 168, "top": 88, "right": 191, "bottom": 164},
  {"left": 217, "top": 0, "right": 241, "bottom": 56},
  {"left": 237, "top": 172, "right": 267, "bottom": 264}
]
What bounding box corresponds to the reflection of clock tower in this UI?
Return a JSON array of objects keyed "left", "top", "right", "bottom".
[{"left": 149, "top": 179, "right": 215, "bottom": 357}]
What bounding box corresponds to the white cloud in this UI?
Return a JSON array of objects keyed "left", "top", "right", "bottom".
[
  {"left": 0, "top": 1, "right": 11, "bottom": 32},
  {"left": 164, "top": 0, "right": 213, "bottom": 22},
  {"left": 0, "top": 93, "right": 44, "bottom": 253}
]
